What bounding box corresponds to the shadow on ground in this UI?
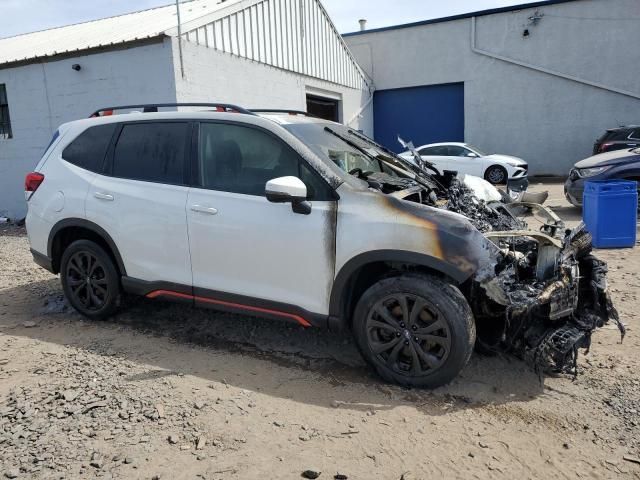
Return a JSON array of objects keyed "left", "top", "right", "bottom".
[{"left": 1, "top": 277, "right": 550, "bottom": 417}]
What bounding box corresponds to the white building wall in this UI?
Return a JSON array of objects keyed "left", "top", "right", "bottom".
[
  {"left": 179, "top": 0, "right": 368, "bottom": 91},
  {"left": 346, "top": 0, "right": 640, "bottom": 176},
  {"left": 171, "top": 38, "right": 373, "bottom": 134},
  {"left": 0, "top": 41, "right": 177, "bottom": 219}
]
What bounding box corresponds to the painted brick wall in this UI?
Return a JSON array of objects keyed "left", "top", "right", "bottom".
[{"left": 0, "top": 41, "right": 176, "bottom": 219}]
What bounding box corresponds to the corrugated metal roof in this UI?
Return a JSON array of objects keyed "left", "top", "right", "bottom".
[
  {"left": 180, "top": 0, "right": 370, "bottom": 90},
  {"left": 0, "top": 0, "right": 242, "bottom": 67}
]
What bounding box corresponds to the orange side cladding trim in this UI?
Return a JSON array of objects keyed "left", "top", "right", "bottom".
[{"left": 145, "top": 290, "right": 312, "bottom": 327}]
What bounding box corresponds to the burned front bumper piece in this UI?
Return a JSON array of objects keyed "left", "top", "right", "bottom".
[
  {"left": 472, "top": 223, "right": 624, "bottom": 375},
  {"left": 375, "top": 172, "right": 622, "bottom": 375}
]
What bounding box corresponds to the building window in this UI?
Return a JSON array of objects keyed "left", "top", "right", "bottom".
[{"left": 0, "top": 84, "right": 12, "bottom": 139}]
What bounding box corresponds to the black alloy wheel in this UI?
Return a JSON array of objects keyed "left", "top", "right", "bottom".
[
  {"left": 366, "top": 293, "right": 451, "bottom": 376},
  {"left": 66, "top": 251, "right": 109, "bottom": 311},
  {"left": 60, "top": 240, "right": 121, "bottom": 319},
  {"left": 353, "top": 274, "right": 475, "bottom": 388}
]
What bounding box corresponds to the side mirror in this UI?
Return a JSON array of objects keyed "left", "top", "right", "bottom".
[
  {"left": 466, "top": 152, "right": 479, "bottom": 158},
  {"left": 265, "top": 176, "right": 311, "bottom": 215}
]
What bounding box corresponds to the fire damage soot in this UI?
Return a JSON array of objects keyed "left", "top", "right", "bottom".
[{"left": 356, "top": 167, "right": 625, "bottom": 377}]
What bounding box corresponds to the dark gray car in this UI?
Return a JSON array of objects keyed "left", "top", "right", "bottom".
[{"left": 564, "top": 148, "right": 640, "bottom": 207}]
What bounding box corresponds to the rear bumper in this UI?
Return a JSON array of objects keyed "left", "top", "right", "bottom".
[{"left": 31, "top": 248, "right": 54, "bottom": 273}]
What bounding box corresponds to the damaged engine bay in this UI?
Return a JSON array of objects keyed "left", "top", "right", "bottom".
[{"left": 355, "top": 163, "right": 625, "bottom": 376}]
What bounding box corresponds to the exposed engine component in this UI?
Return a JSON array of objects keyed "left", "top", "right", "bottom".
[
  {"left": 476, "top": 224, "right": 624, "bottom": 374},
  {"left": 355, "top": 165, "right": 622, "bottom": 376}
]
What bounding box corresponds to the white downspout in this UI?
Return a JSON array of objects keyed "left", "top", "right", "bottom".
[
  {"left": 470, "top": 16, "right": 640, "bottom": 100},
  {"left": 347, "top": 87, "right": 375, "bottom": 127},
  {"left": 176, "top": 0, "right": 185, "bottom": 78}
]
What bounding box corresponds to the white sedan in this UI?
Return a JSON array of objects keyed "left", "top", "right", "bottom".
[{"left": 399, "top": 142, "right": 528, "bottom": 185}]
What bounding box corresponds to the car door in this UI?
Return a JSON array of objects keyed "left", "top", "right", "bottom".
[
  {"left": 186, "top": 121, "right": 337, "bottom": 320},
  {"left": 85, "top": 121, "right": 193, "bottom": 288},
  {"left": 418, "top": 146, "right": 450, "bottom": 172},
  {"left": 446, "top": 145, "right": 484, "bottom": 176}
]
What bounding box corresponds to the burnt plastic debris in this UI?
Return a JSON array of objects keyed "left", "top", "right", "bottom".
[{"left": 355, "top": 164, "right": 621, "bottom": 377}]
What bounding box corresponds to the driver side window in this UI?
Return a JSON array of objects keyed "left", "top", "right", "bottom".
[
  {"left": 197, "top": 122, "right": 333, "bottom": 200},
  {"left": 447, "top": 146, "right": 471, "bottom": 157}
]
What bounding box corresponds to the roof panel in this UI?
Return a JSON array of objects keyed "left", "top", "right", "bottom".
[{"left": 0, "top": 0, "right": 243, "bottom": 66}]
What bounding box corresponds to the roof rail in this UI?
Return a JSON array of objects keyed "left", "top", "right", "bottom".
[
  {"left": 89, "top": 103, "right": 254, "bottom": 118},
  {"left": 250, "top": 109, "right": 318, "bottom": 118}
]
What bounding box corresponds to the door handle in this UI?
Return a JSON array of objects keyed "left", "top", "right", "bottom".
[
  {"left": 190, "top": 205, "right": 218, "bottom": 215},
  {"left": 94, "top": 192, "right": 114, "bottom": 201}
]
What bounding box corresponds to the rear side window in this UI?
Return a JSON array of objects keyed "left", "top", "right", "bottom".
[
  {"left": 112, "top": 122, "right": 188, "bottom": 185},
  {"left": 419, "top": 146, "right": 448, "bottom": 156},
  {"left": 601, "top": 129, "right": 633, "bottom": 142},
  {"left": 62, "top": 124, "right": 116, "bottom": 172}
]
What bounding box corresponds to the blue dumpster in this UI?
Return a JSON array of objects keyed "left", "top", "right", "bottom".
[{"left": 583, "top": 180, "right": 637, "bottom": 248}]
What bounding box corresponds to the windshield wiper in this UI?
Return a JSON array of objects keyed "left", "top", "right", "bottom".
[
  {"left": 323, "top": 126, "right": 383, "bottom": 166},
  {"left": 324, "top": 127, "right": 440, "bottom": 191},
  {"left": 344, "top": 128, "right": 446, "bottom": 188},
  {"left": 347, "top": 128, "right": 441, "bottom": 178}
]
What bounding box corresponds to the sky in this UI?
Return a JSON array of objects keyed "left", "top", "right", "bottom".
[{"left": 0, "top": 0, "right": 535, "bottom": 39}]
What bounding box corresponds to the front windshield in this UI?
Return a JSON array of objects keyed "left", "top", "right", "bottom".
[
  {"left": 283, "top": 123, "right": 388, "bottom": 174},
  {"left": 466, "top": 144, "right": 487, "bottom": 156}
]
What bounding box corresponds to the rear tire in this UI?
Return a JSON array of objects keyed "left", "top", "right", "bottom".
[
  {"left": 60, "top": 239, "right": 121, "bottom": 320},
  {"left": 352, "top": 274, "right": 475, "bottom": 388},
  {"left": 485, "top": 165, "right": 508, "bottom": 185}
]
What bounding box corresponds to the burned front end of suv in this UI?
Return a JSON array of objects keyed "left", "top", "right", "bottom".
[
  {"left": 469, "top": 221, "right": 622, "bottom": 374},
  {"left": 286, "top": 121, "right": 622, "bottom": 376},
  {"left": 370, "top": 169, "right": 624, "bottom": 375}
]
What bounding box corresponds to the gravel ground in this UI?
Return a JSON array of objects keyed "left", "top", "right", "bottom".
[{"left": 0, "top": 183, "right": 639, "bottom": 479}]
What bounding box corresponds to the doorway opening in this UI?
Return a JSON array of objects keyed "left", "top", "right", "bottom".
[{"left": 306, "top": 94, "right": 340, "bottom": 122}]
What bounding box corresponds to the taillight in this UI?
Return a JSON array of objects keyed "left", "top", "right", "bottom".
[
  {"left": 25, "top": 172, "right": 45, "bottom": 200},
  {"left": 599, "top": 142, "right": 613, "bottom": 153}
]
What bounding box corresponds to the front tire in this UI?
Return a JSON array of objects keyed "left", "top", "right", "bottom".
[
  {"left": 60, "top": 239, "right": 121, "bottom": 320},
  {"left": 484, "top": 165, "right": 508, "bottom": 185},
  {"left": 352, "top": 274, "right": 475, "bottom": 388}
]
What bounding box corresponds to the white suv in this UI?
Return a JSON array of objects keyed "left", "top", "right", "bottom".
[{"left": 26, "top": 104, "right": 619, "bottom": 388}]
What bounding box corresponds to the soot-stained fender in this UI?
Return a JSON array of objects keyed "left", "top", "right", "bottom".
[
  {"left": 329, "top": 249, "right": 478, "bottom": 321},
  {"left": 378, "top": 194, "right": 501, "bottom": 283},
  {"left": 329, "top": 186, "right": 502, "bottom": 325}
]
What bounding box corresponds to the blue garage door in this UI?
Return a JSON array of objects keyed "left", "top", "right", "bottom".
[{"left": 373, "top": 83, "right": 464, "bottom": 153}]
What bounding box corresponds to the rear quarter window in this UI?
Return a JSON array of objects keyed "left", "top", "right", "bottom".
[
  {"left": 62, "top": 124, "right": 117, "bottom": 173},
  {"left": 600, "top": 129, "right": 633, "bottom": 142}
]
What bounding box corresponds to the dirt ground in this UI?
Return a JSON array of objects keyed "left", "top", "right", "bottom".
[{"left": 1, "top": 182, "right": 639, "bottom": 480}]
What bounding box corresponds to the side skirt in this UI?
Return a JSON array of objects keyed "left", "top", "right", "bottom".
[{"left": 121, "top": 277, "right": 327, "bottom": 329}]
